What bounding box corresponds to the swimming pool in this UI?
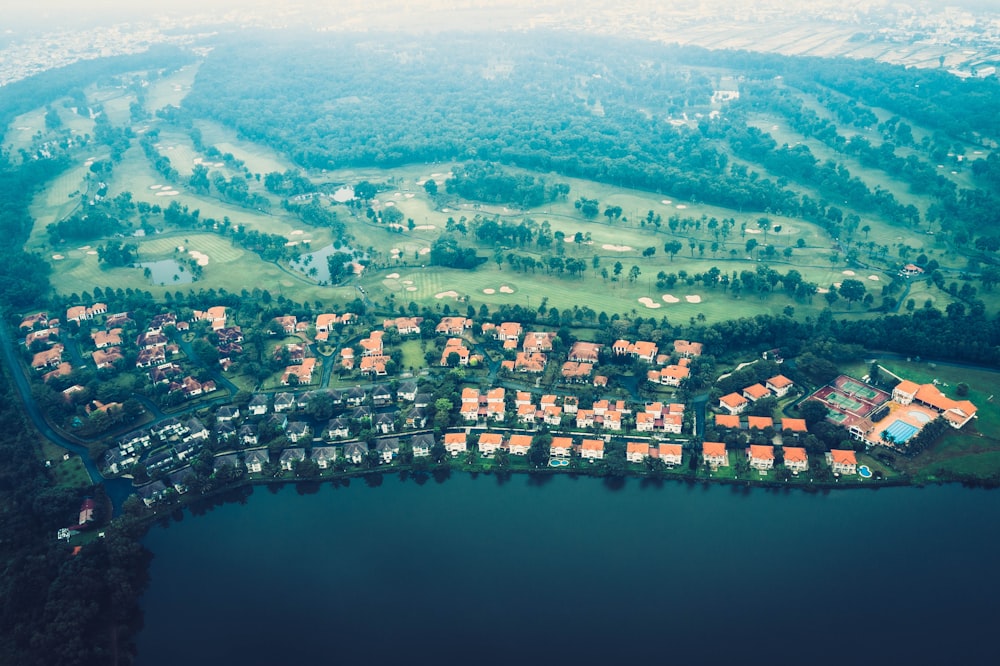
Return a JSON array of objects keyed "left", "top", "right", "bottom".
[
  {"left": 882, "top": 419, "right": 919, "bottom": 444},
  {"left": 858, "top": 465, "right": 872, "bottom": 478},
  {"left": 548, "top": 458, "right": 569, "bottom": 467}
]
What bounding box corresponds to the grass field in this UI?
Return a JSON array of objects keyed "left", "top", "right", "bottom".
[{"left": 145, "top": 65, "right": 200, "bottom": 112}]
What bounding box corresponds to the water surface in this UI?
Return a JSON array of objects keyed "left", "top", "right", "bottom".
[{"left": 138, "top": 474, "right": 1000, "bottom": 665}]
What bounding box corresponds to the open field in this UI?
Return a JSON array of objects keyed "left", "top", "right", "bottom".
[
  {"left": 145, "top": 65, "right": 200, "bottom": 112},
  {"left": 194, "top": 119, "right": 295, "bottom": 176}
]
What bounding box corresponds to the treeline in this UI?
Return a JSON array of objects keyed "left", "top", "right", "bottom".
[{"left": 444, "top": 162, "right": 569, "bottom": 208}]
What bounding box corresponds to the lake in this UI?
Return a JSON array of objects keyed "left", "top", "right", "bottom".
[{"left": 137, "top": 474, "right": 1000, "bottom": 665}]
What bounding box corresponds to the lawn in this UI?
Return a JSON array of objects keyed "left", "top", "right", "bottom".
[{"left": 145, "top": 64, "right": 201, "bottom": 113}]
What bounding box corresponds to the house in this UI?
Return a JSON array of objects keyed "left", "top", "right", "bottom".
[
  {"left": 742, "top": 384, "right": 771, "bottom": 402},
  {"left": 626, "top": 441, "right": 649, "bottom": 463},
  {"left": 375, "top": 438, "right": 400, "bottom": 463},
  {"left": 31, "top": 344, "right": 64, "bottom": 370},
  {"left": 216, "top": 405, "right": 240, "bottom": 423},
  {"left": 719, "top": 392, "right": 749, "bottom": 415},
  {"left": 783, "top": 447, "right": 809, "bottom": 473},
  {"left": 575, "top": 409, "right": 595, "bottom": 429},
  {"left": 658, "top": 443, "right": 683, "bottom": 467},
  {"left": 326, "top": 418, "right": 350, "bottom": 439},
  {"left": 441, "top": 338, "right": 472, "bottom": 366},
  {"left": 346, "top": 386, "right": 367, "bottom": 406},
  {"left": 239, "top": 425, "right": 259, "bottom": 447},
  {"left": 267, "top": 413, "right": 288, "bottom": 432},
  {"left": 747, "top": 444, "right": 775, "bottom": 471},
  {"left": 897, "top": 381, "right": 977, "bottom": 429},
  {"left": 411, "top": 433, "right": 434, "bottom": 458},
  {"left": 826, "top": 449, "right": 858, "bottom": 475},
  {"left": 714, "top": 414, "right": 741, "bottom": 430},
  {"left": 543, "top": 405, "right": 563, "bottom": 426},
  {"left": 436, "top": 317, "right": 472, "bottom": 336},
  {"left": 213, "top": 453, "right": 241, "bottom": 476},
  {"left": 747, "top": 416, "right": 774, "bottom": 431},
  {"left": 359, "top": 331, "right": 384, "bottom": 357},
  {"left": 315, "top": 313, "right": 353, "bottom": 341},
  {"left": 900, "top": 263, "right": 924, "bottom": 277},
  {"left": 523, "top": 331, "right": 556, "bottom": 354},
  {"left": 507, "top": 434, "right": 532, "bottom": 456},
  {"left": 568, "top": 341, "right": 602, "bottom": 363},
  {"left": 135, "top": 347, "right": 166, "bottom": 368},
  {"left": 245, "top": 449, "right": 270, "bottom": 474},
  {"left": 484, "top": 321, "right": 521, "bottom": 343},
  {"left": 765, "top": 375, "right": 794, "bottom": 397},
  {"left": 580, "top": 438, "right": 605, "bottom": 461},
  {"left": 273, "top": 392, "right": 296, "bottom": 413},
  {"left": 372, "top": 385, "right": 393, "bottom": 406},
  {"left": 282, "top": 357, "right": 317, "bottom": 385},
  {"left": 287, "top": 421, "right": 311, "bottom": 443},
  {"left": 444, "top": 432, "right": 467, "bottom": 456},
  {"left": 311, "top": 446, "right": 338, "bottom": 469},
  {"left": 648, "top": 363, "right": 689, "bottom": 387},
  {"left": 280, "top": 448, "right": 306, "bottom": 472},
  {"left": 612, "top": 339, "right": 658, "bottom": 363},
  {"left": 137, "top": 480, "right": 169, "bottom": 506},
  {"left": 397, "top": 381, "right": 419, "bottom": 402},
  {"left": 25, "top": 327, "right": 59, "bottom": 348},
  {"left": 343, "top": 442, "right": 368, "bottom": 465},
  {"left": 193, "top": 306, "right": 227, "bottom": 330},
  {"left": 359, "top": 355, "right": 389, "bottom": 376},
  {"left": 403, "top": 406, "right": 428, "bottom": 429},
  {"left": 892, "top": 380, "right": 920, "bottom": 405},
  {"left": 702, "top": 441, "right": 728, "bottom": 468},
  {"left": 478, "top": 433, "right": 504, "bottom": 457},
  {"left": 374, "top": 412, "right": 396, "bottom": 434},
  {"left": 248, "top": 394, "right": 269, "bottom": 416},
  {"left": 781, "top": 418, "right": 808, "bottom": 434},
  {"left": 19, "top": 312, "right": 48, "bottom": 331},
  {"left": 674, "top": 339, "right": 704, "bottom": 358},
  {"left": 383, "top": 316, "right": 423, "bottom": 336},
  {"left": 93, "top": 347, "right": 123, "bottom": 370},
  {"left": 562, "top": 361, "right": 594, "bottom": 382},
  {"left": 513, "top": 352, "right": 547, "bottom": 373},
  {"left": 92, "top": 328, "right": 121, "bottom": 349},
  {"left": 273, "top": 315, "right": 298, "bottom": 335},
  {"left": 340, "top": 347, "right": 355, "bottom": 370},
  {"left": 550, "top": 436, "right": 573, "bottom": 458}
]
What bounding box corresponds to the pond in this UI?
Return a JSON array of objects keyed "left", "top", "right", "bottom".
[
  {"left": 290, "top": 244, "right": 362, "bottom": 283},
  {"left": 138, "top": 259, "right": 192, "bottom": 285}
]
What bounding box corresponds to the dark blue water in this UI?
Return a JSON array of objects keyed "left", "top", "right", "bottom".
[{"left": 137, "top": 474, "right": 1000, "bottom": 665}]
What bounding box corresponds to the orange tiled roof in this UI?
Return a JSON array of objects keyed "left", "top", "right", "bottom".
[
  {"left": 715, "top": 414, "right": 740, "bottom": 429},
  {"left": 703, "top": 441, "right": 727, "bottom": 457},
  {"left": 829, "top": 449, "right": 857, "bottom": 465},
  {"left": 782, "top": 418, "right": 808, "bottom": 432},
  {"left": 747, "top": 416, "right": 773, "bottom": 430},
  {"left": 783, "top": 447, "right": 808, "bottom": 463},
  {"left": 748, "top": 444, "right": 775, "bottom": 461}
]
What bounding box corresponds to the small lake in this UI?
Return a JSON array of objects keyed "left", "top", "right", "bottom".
[
  {"left": 290, "top": 244, "right": 360, "bottom": 283},
  {"left": 136, "top": 475, "right": 1000, "bottom": 665},
  {"left": 331, "top": 186, "right": 354, "bottom": 202},
  {"left": 138, "top": 259, "right": 192, "bottom": 285}
]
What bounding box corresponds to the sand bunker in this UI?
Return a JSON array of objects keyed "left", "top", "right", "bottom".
[
  {"left": 483, "top": 288, "right": 496, "bottom": 294},
  {"left": 155, "top": 190, "right": 179, "bottom": 196},
  {"left": 86, "top": 250, "right": 97, "bottom": 255},
  {"left": 285, "top": 241, "right": 299, "bottom": 247},
  {"left": 499, "top": 285, "right": 515, "bottom": 294},
  {"left": 817, "top": 288, "right": 830, "bottom": 294},
  {"left": 638, "top": 297, "right": 661, "bottom": 309},
  {"left": 414, "top": 225, "right": 435, "bottom": 230},
  {"left": 833, "top": 282, "right": 842, "bottom": 288},
  {"left": 290, "top": 230, "right": 305, "bottom": 236},
  {"left": 386, "top": 273, "right": 400, "bottom": 279},
  {"left": 149, "top": 184, "right": 163, "bottom": 190},
  {"left": 51, "top": 254, "right": 64, "bottom": 260},
  {"left": 406, "top": 286, "right": 418, "bottom": 292},
  {"left": 384, "top": 201, "right": 395, "bottom": 207},
  {"left": 189, "top": 251, "right": 209, "bottom": 266},
  {"left": 418, "top": 248, "right": 431, "bottom": 255},
  {"left": 661, "top": 200, "right": 672, "bottom": 205},
  {"left": 435, "top": 290, "right": 459, "bottom": 299},
  {"left": 745, "top": 228, "right": 762, "bottom": 234},
  {"left": 402, "top": 280, "right": 413, "bottom": 285},
  {"left": 404, "top": 193, "right": 415, "bottom": 198},
  {"left": 602, "top": 244, "right": 634, "bottom": 251},
  {"left": 675, "top": 204, "right": 688, "bottom": 210},
  {"left": 213, "top": 162, "right": 224, "bottom": 168},
  {"left": 662, "top": 294, "right": 680, "bottom": 303},
  {"left": 685, "top": 295, "right": 702, "bottom": 303},
  {"left": 842, "top": 270, "right": 856, "bottom": 276},
  {"left": 441, "top": 208, "right": 451, "bottom": 213},
  {"left": 868, "top": 275, "right": 880, "bottom": 281}
]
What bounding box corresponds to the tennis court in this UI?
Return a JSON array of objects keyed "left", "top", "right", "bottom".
[
  {"left": 840, "top": 378, "right": 879, "bottom": 401},
  {"left": 827, "top": 392, "right": 863, "bottom": 412},
  {"left": 827, "top": 410, "right": 848, "bottom": 424}
]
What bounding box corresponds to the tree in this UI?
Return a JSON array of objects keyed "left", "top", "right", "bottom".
[
  {"left": 838, "top": 279, "right": 866, "bottom": 309},
  {"left": 424, "top": 179, "right": 438, "bottom": 196},
  {"left": 664, "top": 240, "right": 683, "bottom": 262}
]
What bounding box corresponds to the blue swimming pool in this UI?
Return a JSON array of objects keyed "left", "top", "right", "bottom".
[
  {"left": 858, "top": 465, "right": 872, "bottom": 478},
  {"left": 883, "top": 419, "right": 919, "bottom": 444},
  {"left": 548, "top": 458, "right": 569, "bottom": 467}
]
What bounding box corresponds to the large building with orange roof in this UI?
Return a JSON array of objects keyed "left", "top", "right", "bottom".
[
  {"left": 659, "top": 443, "right": 683, "bottom": 466},
  {"left": 714, "top": 414, "right": 741, "bottom": 429},
  {"left": 702, "top": 441, "right": 728, "bottom": 467},
  {"left": 626, "top": 441, "right": 649, "bottom": 463},
  {"left": 783, "top": 447, "right": 809, "bottom": 473},
  {"left": 826, "top": 449, "right": 857, "bottom": 475},
  {"left": 580, "top": 439, "right": 605, "bottom": 461},
  {"left": 719, "top": 392, "right": 749, "bottom": 415},
  {"left": 747, "top": 444, "right": 775, "bottom": 471}
]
